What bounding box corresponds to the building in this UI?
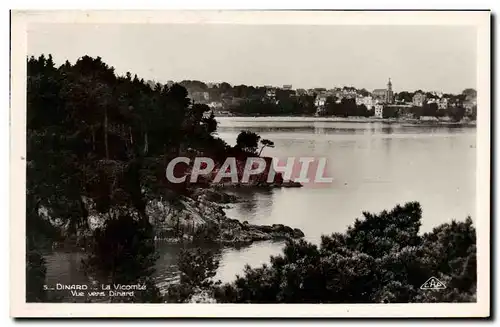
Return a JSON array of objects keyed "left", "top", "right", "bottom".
[
  {"left": 374, "top": 104, "right": 384, "bottom": 118},
  {"left": 429, "top": 91, "right": 443, "bottom": 98},
  {"left": 412, "top": 92, "right": 426, "bottom": 107},
  {"left": 387, "top": 104, "right": 414, "bottom": 119},
  {"left": 315, "top": 95, "right": 328, "bottom": 116},
  {"left": 341, "top": 86, "right": 357, "bottom": 99},
  {"left": 372, "top": 78, "right": 394, "bottom": 104},
  {"left": 356, "top": 96, "right": 374, "bottom": 110},
  {"left": 313, "top": 88, "right": 327, "bottom": 96},
  {"left": 190, "top": 91, "right": 210, "bottom": 103},
  {"left": 386, "top": 79, "right": 394, "bottom": 103},
  {"left": 464, "top": 93, "right": 477, "bottom": 115},
  {"left": 464, "top": 99, "right": 476, "bottom": 115},
  {"left": 265, "top": 88, "right": 276, "bottom": 100},
  {"left": 324, "top": 89, "right": 335, "bottom": 97},
  {"left": 208, "top": 101, "right": 224, "bottom": 110},
  {"left": 315, "top": 95, "right": 327, "bottom": 108},
  {"left": 296, "top": 88, "right": 307, "bottom": 96},
  {"left": 372, "top": 89, "right": 387, "bottom": 102},
  {"left": 438, "top": 98, "right": 449, "bottom": 110},
  {"left": 146, "top": 80, "right": 157, "bottom": 90}
]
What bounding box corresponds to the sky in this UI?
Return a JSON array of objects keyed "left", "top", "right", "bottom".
[{"left": 28, "top": 23, "right": 477, "bottom": 93}]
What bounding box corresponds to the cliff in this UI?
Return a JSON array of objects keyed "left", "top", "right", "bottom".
[{"left": 40, "top": 188, "right": 304, "bottom": 248}]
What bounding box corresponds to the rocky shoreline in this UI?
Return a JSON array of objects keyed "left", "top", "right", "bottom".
[
  {"left": 147, "top": 187, "right": 304, "bottom": 246},
  {"left": 41, "top": 187, "right": 304, "bottom": 249}
]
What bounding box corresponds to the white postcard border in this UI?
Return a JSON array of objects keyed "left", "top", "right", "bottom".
[{"left": 10, "top": 10, "right": 491, "bottom": 318}]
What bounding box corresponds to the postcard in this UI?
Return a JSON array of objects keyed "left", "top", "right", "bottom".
[{"left": 10, "top": 10, "right": 490, "bottom": 318}]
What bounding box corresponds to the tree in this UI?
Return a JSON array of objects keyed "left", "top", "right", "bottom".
[
  {"left": 466, "top": 105, "right": 477, "bottom": 121},
  {"left": 26, "top": 249, "right": 47, "bottom": 302},
  {"left": 26, "top": 53, "right": 229, "bottom": 303},
  {"left": 323, "top": 97, "right": 370, "bottom": 117},
  {"left": 359, "top": 88, "right": 370, "bottom": 97},
  {"left": 422, "top": 102, "right": 438, "bottom": 117},
  {"left": 219, "top": 82, "right": 232, "bottom": 95},
  {"left": 411, "top": 106, "right": 424, "bottom": 119},
  {"left": 461, "top": 88, "right": 477, "bottom": 99},
  {"left": 236, "top": 130, "right": 261, "bottom": 154},
  {"left": 396, "top": 91, "right": 413, "bottom": 103},
  {"left": 214, "top": 202, "right": 476, "bottom": 303},
  {"left": 383, "top": 106, "right": 399, "bottom": 119},
  {"left": 259, "top": 139, "right": 275, "bottom": 156},
  {"left": 448, "top": 106, "right": 466, "bottom": 122},
  {"left": 341, "top": 98, "right": 357, "bottom": 116},
  {"left": 324, "top": 96, "right": 345, "bottom": 117},
  {"left": 297, "top": 94, "right": 317, "bottom": 115},
  {"left": 166, "top": 248, "right": 220, "bottom": 303},
  {"left": 82, "top": 214, "right": 163, "bottom": 303},
  {"left": 354, "top": 104, "right": 371, "bottom": 117}
]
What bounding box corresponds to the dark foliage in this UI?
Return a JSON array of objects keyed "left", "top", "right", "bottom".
[
  {"left": 382, "top": 106, "right": 399, "bottom": 119},
  {"left": 213, "top": 202, "right": 476, "bottom": 303},
  {"left": 236, "top": 130, "right": 261, "bottom": 154},
  {"left": 165, "top": 248, "right": 220, "bottom": 303},
  {"left": 25, "top": 53, "right": 477, "bottom": 304},
  {"left": 324, "top": 97, "right": 373, "bottom": 118},
  {"left": 82, "top": 214, "right": 163, "bottom": 302},
  {"left": 26, "top": 54, "right": 224, "bottom": 302},
  {"left": 26, "top": 249, "right": 48, "bottom": 302},
  {"left": 230, "top": 94, "right": 316, "bottom": 117}
]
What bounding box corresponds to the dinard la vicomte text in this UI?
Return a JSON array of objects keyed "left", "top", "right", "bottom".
[{"left": 44, "top": 283, "right": 147, "bottom": 297}]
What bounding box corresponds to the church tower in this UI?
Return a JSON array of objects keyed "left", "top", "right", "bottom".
[{"left": 386, "top": 78, "right": 394, "bottom": 104}]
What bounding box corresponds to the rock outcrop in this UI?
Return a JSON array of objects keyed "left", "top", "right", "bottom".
[
  {"left": 40, "top": 188, "right": 304, "bottom": 248},
  {"left": 146, "top": 189, "right": 304, "bottom": 246},
  {"left": 191, "top": 188, "right": 239, "bottom": 204}
]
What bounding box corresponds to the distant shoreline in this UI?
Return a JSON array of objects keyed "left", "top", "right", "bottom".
[{"left": 215, "top": 115, "right": 477, "bottom": 127}]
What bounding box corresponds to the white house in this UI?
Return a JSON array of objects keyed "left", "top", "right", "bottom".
[
  {"left": 356, "top": 96, "right": 374, "bottom": 109},
  {"left": 374, "top": 104, "right": 384, "bottom": 118},
  {"left": 266, "top": 89, "right": 276, "bottom": 99},
  {"left": 315, "top": 96, "right": 327, "bottom": 108},
  {"left": 438, "top": 98, "right": 449, "bottom": 110},
  {"left": 208, "top": 101, "right": 224, "bottom": 109}
]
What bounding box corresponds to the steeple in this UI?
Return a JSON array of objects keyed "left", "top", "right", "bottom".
[{"left": 386, "top": 78, "right": 394, "bottom": 104}]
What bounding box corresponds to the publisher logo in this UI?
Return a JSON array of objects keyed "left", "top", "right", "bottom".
[{"left": 420, "top": 277, "right": 446, "bottom": 290}]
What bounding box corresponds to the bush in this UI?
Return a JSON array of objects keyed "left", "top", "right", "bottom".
[
  {"left": 82, "top": 214, "right": 163, "bottom": 302},
  {"left": 213, "top": 202, "right": 476, "bottom": 303},
  {"left": 166, "top": 248, "right": 220, "bottom": 303},
  {"left": 26, "top": 249, "right": 47, "bottom": 302}
]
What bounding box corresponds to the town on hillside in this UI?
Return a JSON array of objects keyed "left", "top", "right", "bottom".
[{"left": 145, "top": 78, "right": 477, "bottom": 122}]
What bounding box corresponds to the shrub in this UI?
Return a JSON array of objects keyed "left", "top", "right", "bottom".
[{"left": 213, "top": 202, "right": 476, "bottom": 303}]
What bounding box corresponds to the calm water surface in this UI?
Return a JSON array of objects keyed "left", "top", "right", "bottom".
[{"left": 43, "top": 117, "right": 477, "bottom": 297}]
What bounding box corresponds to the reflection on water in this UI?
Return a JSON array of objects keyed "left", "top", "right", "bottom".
[
  {"left": 44, "top": 240, "right": 285, "bottom": 298},
  {"left": 44, "top": 117, "right": 476, "bottom": 296},
  {"left": 225, "top": 188, "right": 274, "bottom": 221}
]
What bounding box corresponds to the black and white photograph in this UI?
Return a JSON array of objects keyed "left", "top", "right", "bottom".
[{"left": 10, "top": 10, "right": 490, "bottom": 318}]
